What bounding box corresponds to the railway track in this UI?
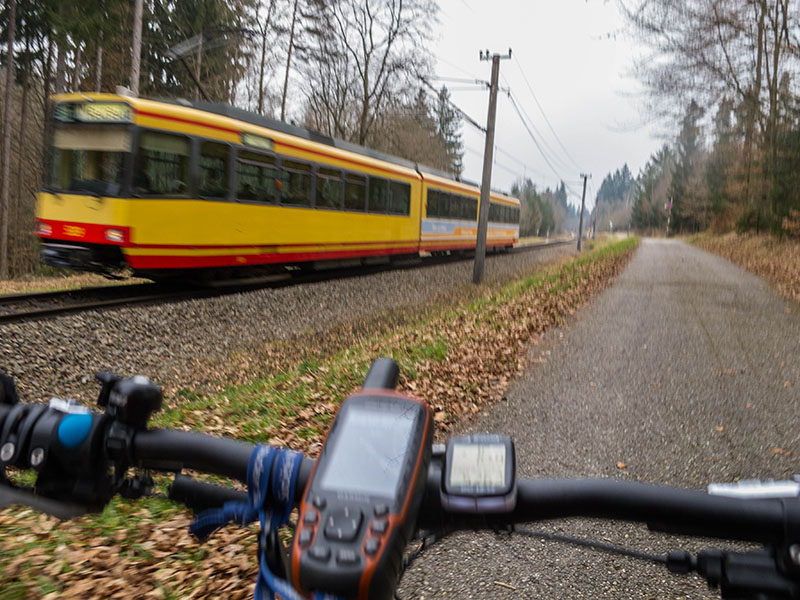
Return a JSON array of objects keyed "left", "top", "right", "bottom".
[
  {"left": 0, "top": 240, "right": 574, "bottom": 324},
  {"left": 0, "top": 283, "right": 211, "bottom": 325}
]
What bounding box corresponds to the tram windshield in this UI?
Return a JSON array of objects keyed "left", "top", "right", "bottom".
[{"left": 49, "top": 125, "right": 130, "bottom": 197}]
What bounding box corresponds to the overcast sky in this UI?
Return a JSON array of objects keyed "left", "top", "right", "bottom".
[{"left": 432, "top": 0, "right": 660, "bottom": 207}]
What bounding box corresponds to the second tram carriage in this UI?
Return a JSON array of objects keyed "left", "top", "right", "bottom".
[{"left": 35, "top": 93, "right": 520, "bottom": 280}]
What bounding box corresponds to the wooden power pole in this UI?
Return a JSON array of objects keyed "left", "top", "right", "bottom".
[
  {"left": 577, "top": 173, "right": 590, "bottom": 252},
  {"left": 473, "top": 49, "right": 511, "bottom": 284}
]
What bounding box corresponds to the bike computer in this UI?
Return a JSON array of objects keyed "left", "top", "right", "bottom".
[
  {"left": 291, "top": 390, "right": 432, "bottom": 600},
  {"left": 441, "top": 433, "right": 516, "bottom": 513}
]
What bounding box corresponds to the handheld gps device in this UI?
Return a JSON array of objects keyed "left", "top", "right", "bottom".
[
  {"left": 290, "top": 389, "right": 433, "bottom": 600},
  {"left": 441, "top": 433, "right": 516, "bottom": 513}
]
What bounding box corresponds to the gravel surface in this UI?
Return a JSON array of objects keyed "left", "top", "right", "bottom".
[
  {"left": 0, "top": 244, "right": 574, "bottom": 404},
  {"left": 399, "top": 238, "right": 800, "bottom": 599}
]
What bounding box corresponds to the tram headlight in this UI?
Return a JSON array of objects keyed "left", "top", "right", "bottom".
[
  {"left": 37, "top": 222, "right": 53, "bottom": 236},
  {"left": 104, "top": 228, "right": 125, "bottom": 243}
]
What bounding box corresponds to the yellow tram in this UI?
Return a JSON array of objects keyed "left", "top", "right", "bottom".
[{"left": 35, "top": 93, "right": 520, "bottom": 279}]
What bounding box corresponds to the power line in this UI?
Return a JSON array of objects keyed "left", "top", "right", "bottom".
[
  {"left": 504, "top": 83, "right": 574, "bottom": 175},
  {"left": 514, "top": 55, "right": 583, "bottom": 172},
  {"left": 506, "top": 93, "right": 581, "bottom": 199},
  {"left": 419, "top": 76, "right": 486, "bottom": 133}
]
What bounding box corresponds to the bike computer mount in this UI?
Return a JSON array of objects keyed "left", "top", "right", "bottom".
[
  {"left": 440, "top": 433, "right": 516, "bottom": 513},
  {"left": 291, "top": 389, "right": 432, "bottom": 600}
]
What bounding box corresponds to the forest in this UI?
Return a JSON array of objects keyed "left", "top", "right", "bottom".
[
  {"left": 0, "top": 0, "right": 468, "bottom": 278},
  {"left": 616, "top": 0, "right": 800, "bottom": 238}
]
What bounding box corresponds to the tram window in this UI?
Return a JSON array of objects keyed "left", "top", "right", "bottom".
[
  {"left": 426, "top": 190, "right": 439, "bottom": 217},
  {"left": 281, "top": 160, "right": 312, "bottom": 206},
  {"left": 369, "top": 177, "right": 389, "bottom": 213},
  {"left": 134, "top": 131, "right": 190, "bottom": 196},
  {"left": 440, "top": 193, "right": 451, "bottom": 218},
  {"left": 457, "top": 195, "right": 470, "bottom": 220},
  {"left": 488, "top": 203, "right": 498, "bottom": 222},
  {"left": 467, "top": 197, "right": 478, "bottom": 220},
  {"left": 316, "top": 167, "right": 342, "bottom": 209},
  {"left": 389, "top": 181, "right": 411, "bottom": 215},
  {"left": 199, "top": 141, "right": 229, "bottom": 198},
  {"left": 236, "top": 151, "right": 278, "bottom": 203},
  {"left": 344, "top": 173, "right": 367, "bottom": 211}
]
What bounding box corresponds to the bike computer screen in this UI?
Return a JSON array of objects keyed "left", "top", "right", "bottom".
[
  {"left": 316, "top": 404, "right": 416, "bottom": 499},
  {"left": 442, "top": 433, "right": 516, "bottom": 513}
]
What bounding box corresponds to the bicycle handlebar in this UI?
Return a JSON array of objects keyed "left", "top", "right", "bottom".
[{"left": 3, "top": 365, "right": 800, "bottom": 599}]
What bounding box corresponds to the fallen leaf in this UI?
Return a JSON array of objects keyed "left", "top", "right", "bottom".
[
  {"left": 771, "top": 447, "right": 792, "bottom": 456},
  {"left": 616, "top": 462, "right": 627, "bottom": 469},
  {"left": 714, "top": 426, "right": 726, "bottom": 432}
]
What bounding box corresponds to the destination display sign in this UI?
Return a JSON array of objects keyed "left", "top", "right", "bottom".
[
  {"left": 241, "top": 132, "right": 274, "bottom": 151},
  {"left": 54, "top": 102, "right": 133, "bottom": 123}
]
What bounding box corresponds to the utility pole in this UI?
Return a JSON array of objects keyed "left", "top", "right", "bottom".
[
  {"left": 473, "top": 48, "right": 511, "bottom": 284},
  {"left": 130, "top": 0, "right": 143, "bottom": 96},
  {"left": 577, "top": 173, "right": 590, "bottom": 252}
]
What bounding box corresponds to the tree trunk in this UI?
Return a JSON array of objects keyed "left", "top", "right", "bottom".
[
  {"left": 72, "top": 43, "right": 83, "bottom": 91},
  {"left": 95, "top": 31, "right": 104, "bottom": 92},
  {"left": 257, "top": 0, "right": 278, "bottom": 115},
  {"left": 195, "top": 33, "right": 203, "bottom": 101},
  {"left": 743, "top": 1, "right": 765, "bottom": 231},
  {"left": 281, "top": 0, "right": 300, "bottom": 121},
  {"left": 1, "top": 0, "right": 16, "bottom": 279},
  {"left": 55, "top": 43, "right": 67, "bottom": 94},
  {"left": 16, "top": 36, "right": 31, "bottom": 223},
  {"left": 41, "top": 37, "right": 55, "bottom": 159},
  {"left": 131, "top": 0, "right": 143, "bottom": 96}
]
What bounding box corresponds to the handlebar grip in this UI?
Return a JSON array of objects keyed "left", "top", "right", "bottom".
[
  {"left": 361, "top": 357, "right": 400, "bottom": 390},
  {"left": 169, "top": 474, "right": 248, "bottom": 512},
  {"left": 133, "top": 429, "right": 254, "bottom": 482}
]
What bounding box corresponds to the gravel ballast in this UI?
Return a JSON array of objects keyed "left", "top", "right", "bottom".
[{"left": 0, "top": 244, "right": 574, "bottom": 404}]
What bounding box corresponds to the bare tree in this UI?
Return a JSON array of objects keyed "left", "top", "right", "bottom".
[
  {"left": 303, "top": 0, "right": 437, "bottom": 145},
  {"left": 620, "top": 0, "right": 798, "bottom": 226}
]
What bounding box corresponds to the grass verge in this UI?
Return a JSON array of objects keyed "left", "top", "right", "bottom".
[
  {"left": 690, "top": 232, "right": 800, "bottom": 304},
  {"left": 0, "top": 237, "right": 639, "bottom": 599}
]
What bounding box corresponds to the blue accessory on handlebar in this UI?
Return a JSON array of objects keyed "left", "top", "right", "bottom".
[{"left": 189, "top": 445, "right": 339, "bottom": 600}]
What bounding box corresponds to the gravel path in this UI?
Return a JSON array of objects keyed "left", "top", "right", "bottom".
[
  {"left": 0, "top": 244, "right": 574, "bottom": 403},
  {"left": 399, "top": 238, "right": 800, "bottom": 599}
]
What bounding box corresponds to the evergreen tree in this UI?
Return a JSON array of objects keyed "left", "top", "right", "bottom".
[
  {"left": 434, "top": 86, "right": 463, "bottom": 177},
  {"left": 670, "top": 100, "right": 704, "bottom": 232}
]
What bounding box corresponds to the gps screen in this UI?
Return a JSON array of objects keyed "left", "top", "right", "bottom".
[
  {"left": 317, "top": 406, "right": 416, "bottom": 499},
  {"left": 448, "top": 443, "right": 507, "bottom": 488}
]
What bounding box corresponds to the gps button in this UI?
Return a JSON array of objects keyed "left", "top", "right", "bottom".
[
  {"left": 364, "top": 538, "right": 380, "bottom": 556},
  {"left": 308, "top": 545, "right": 331, "bottom": 562},
  {"left": 323, "top": 506, "right": 363, "bottom": 542},
  {"left": 371, "top": 519, "right": 388, "bottom": 534},
  {"left": 336, "top": 549, "right": 360, "bottom": 565}
]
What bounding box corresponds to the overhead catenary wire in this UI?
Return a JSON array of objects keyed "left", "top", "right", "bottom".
[
  {"left": 506, "top": 93, "right": 582, "bottom": 200},
  {"left": 513, "top": 55, "right": 584, "bottom": 173},
  {"left": 419, "top": 76, "right": 486, "bottom": 133},
  {"left": 503, "top": 82, "right": 575, "bottom": 176}
]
